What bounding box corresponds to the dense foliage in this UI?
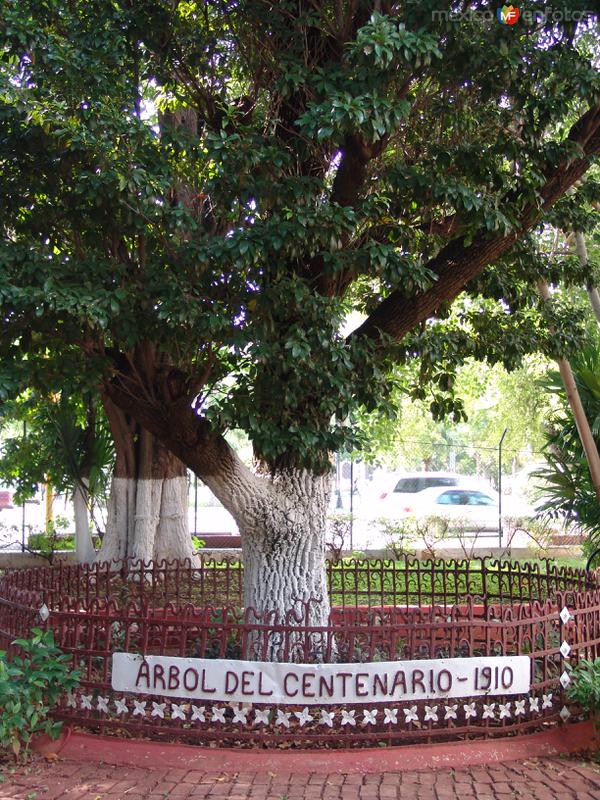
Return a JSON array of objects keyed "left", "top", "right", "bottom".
[
  {"left": 568, "top": 657, "right": 600, "bottom": 731},
  {"left": 355, "top": 356, "right": 555, "bottom": 479},
  {"left": 536, "top": 341, "right": 600, "bottom": 550},
  {"left": 0, "top": 390, "right": 113, "bottom": 505},
  {"left": 0, "top": 629, "right": 80, "bottom": 759},
  {"left": 0, "top": 2, "right": 599, "bottom": 479}
]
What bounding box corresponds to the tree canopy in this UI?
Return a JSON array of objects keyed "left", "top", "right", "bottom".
[{"left": 1, "top": 1, "right": 599, "bottom": 482}]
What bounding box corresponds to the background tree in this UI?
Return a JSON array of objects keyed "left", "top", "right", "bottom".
[
  {"left": 0, "top": 389, "right": 111, "bottom": 562},
  {"left": 356, "top": 357, "right": 553, "bottom": 481},
  {"left": 1, "top": 2, "right": 599, "bottom": 628}
]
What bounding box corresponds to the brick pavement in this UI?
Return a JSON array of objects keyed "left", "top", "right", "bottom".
[{"left": 1, "top": 757, "right": 600, "bottom": 800}]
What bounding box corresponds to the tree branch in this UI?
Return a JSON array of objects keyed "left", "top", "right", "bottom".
[
  {"left": 350, "top": 106, "right": 600, "bottom": 346},
  {"left": 102, "top": 378, "right": 266, "bottom": 520}
]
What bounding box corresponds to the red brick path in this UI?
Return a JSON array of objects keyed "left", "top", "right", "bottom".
[{"left": 1, "top": 757, "right": 600, "bottom": 800}]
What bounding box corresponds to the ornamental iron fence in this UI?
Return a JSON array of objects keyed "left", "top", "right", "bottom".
[{"left": 0, "top": 557, "right": 598, "bottom": 747}]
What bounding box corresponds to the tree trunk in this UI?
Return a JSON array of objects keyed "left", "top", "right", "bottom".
[
  {"left": 97, "top": 399, "right": 197, "bottom": 565},
  {"left": 103, "top": 378, "right": 337, "bottom": 625},
  {"left": 233, "top": 469, "right": 331, "bottom": 660},
  {"left": 240, "top": 470, "right": 330, "bottom": 616},
  {"left": 73, "top": 478, "right": 95, "bottom": 564}
]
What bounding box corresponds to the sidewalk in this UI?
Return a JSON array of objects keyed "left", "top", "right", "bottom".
[{"left": 1, "top": 756, "right": 600, "bottom": 800}]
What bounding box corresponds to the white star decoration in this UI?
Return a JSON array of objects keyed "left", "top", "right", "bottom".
[
  {"left": 275, "top": 710, "right": 291, "bottom": 728},
  {"left": 80, "top": 695, "right": 93, "bottom": 711},
  {"left": 171, "top": 703, "right": 186, "bottom": 721},
  {"left": 295, "top": 707, "right": 313, "bottom": 727},
  {"left": 66, "top": 693, "right": 77, "bottom": 709},
  {"left": 514, "top": 699, "right": 526, "bottom": 716},
  {"left": 114, "top": 698, "right": 128, "bottom": 715},
  {"left": 444, "top": 704, "right": 458, "bottom": 720},
  {"left": 95, "top": 697, "right": 555, "bottom": 731},
  {"left": 319, "top": 710, "right": 334, "bottom": 727},
  {"left": 232, "top": 706, "right": 249, "bottom": 724},
  {"left": 254, "top": 708, "right": 271, "bottom": 725},
  {"left": 529, "top": 697, "right": 540, "bottom": 713},
  {"left": 96, "top": 696, "right": 109, "bottom": 713},
  {"left": 341, "top": 710, "right": 356, "bottom": 726},
  {"left": 362, "top": 709, "right": 378, "bottom": 726},
  {"left": 133, "top": 700, "right": 147, "bottom": 716}
]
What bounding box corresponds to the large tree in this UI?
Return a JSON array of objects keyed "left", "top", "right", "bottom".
[{"left": 1, "top": 1, "right": 599, "bottom": 625}]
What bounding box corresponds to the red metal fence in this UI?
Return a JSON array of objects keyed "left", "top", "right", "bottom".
[{"left": 0, "top": 557, "right": 597, "bottom": 747}]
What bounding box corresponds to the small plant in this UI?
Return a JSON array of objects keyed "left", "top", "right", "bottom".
[
  {"left": 567, "top": 658, "right": 600, "bottom": 749},
  {"left": 502, "top": 516, "right": 555, "bottom": 559},
  {"left": 0, "top": 628, "right": 81, "bottom": 760},
  {"left": 26, "top": 517, "right": 73, "bottom": 563},
  {"left": 371, "top": 516, "right": 418, "bottom": 559},
  {"left": 419, "top": 515, "right": 453, "bottom": 559},
  {"left": 192, "top": 536, "right": 206, "bottom": 552},
  {"left": 568, "top": 658, "right": 600, "bottom": 713},
  {"left": 449, "top": 518, "right": 489, "bottom": 561},
  {"left": 373, "top": 514, "right": 453, "bottom": 560},
  {"left": 326, "top": 513, "right": 352, "bottom": 563}
]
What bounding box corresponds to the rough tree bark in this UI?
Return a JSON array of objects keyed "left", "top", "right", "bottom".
[
  {"left": 237, "top": 471, "right": 332, "bottom": 660},
  {"left": 238, "top": 471, "right": 330, "bottom": 621},
  {"left": 191, "top": 434, "right": 332, "bottom": 626},
  {"left": 96, "top": 398, "right": 197, "bottom": 565}
]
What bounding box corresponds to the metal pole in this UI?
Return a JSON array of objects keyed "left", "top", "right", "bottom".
[
  {"left": 498, "top": 428, "right": 507, "bottom": 549},
  {"left": 21, "top": 421, "right": 26, "bottom": 552},
  {"left": 336, "top": 452, "right": 343, "bottom": 509},
  {"left": 194, "top": 474, "right": 198, "bottom": 535},
  {"left": 349, "top": 458, "right": 354, "bottom": 551}
]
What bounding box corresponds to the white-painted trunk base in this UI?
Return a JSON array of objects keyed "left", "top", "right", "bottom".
[
  {"left": 97, "top": 477, "right": 136, "bottom": 563},
  {"left": 73, "top": 481, "right": 96, "bottom": 564},
  {"left": 239, "top": 470, "right": 331, "bottom": 660},
  {"left": 97, "top": 476, "right": 197, "bottom": 566},
  {"left": 154, "top": 477, "right": 199, "bottom": 564}
]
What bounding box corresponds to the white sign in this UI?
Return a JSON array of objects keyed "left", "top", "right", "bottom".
[{"left": 112, "top": 653, "right": 530, "bottom": 705}]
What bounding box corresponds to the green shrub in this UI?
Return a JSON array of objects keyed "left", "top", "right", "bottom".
[
  {"left": 568, "top": 658, "right": 600, "bottom": 717},
  {"left": 0, "top": 629, "right": 81, "bottom": 760},
  {"left": 371, "top": 514, "right": 454, "bottom": 559},
  {"left": 370, "top": 516, "right": 417, "bottom": 558},
  {"left": 27, "top": 533, "right": 76, "bottom": 551},
  {"left": 326, "top": 513, "right": 353, "bottom": 562},
  {"left": 567, "top": 658, "right": 600, "bottom": 754},
  {"left": 26, "top": 517, "right": 74, "bottom": 562}
]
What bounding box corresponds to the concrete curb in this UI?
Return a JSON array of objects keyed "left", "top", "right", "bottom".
[{"left": 34, "top": 721, "right": 594, "bottom": 774}]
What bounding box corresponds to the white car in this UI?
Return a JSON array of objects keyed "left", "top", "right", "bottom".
[
  {"left": 397, "top": 486, "right": 534, "bottom": 531},
  {"left": 377, "top": 472, "right": 493, "bottom": 517}
]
